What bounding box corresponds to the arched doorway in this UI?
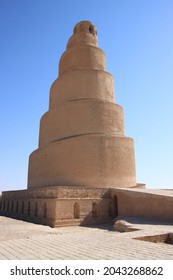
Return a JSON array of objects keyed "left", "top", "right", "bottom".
[
  {"left": 27, "top": 201, "right": 30, "bottom": 215},
  {"left": 16, "top": 201, "right": 18, "bottom": 213},
  {"left": 114, "top": 195, "right": 118, "bottom": 217},
  {"left": 74, "top": 202, "right": 80, "bottom": 219},
  {"left": 11, "top": 201, "right": 14, "bottom": 212},
  {"left": 3, "top": 201, "right": 6, "bottom": 211},
  {"left": 35, "top": 202, "right": 38, "bottom": 217},
  {"left": 43, "top": 202, "right": 47, "bottom": 218},
  {"left": 92, "top": 202, "right": 98, "bottom": 217},
  {"left": 21, "top": 201, "right": 24, "bottom": 214},
  {"left": 108, "top": 201, "right": 114, "bottom": 217},
  {"left": 7, "top": 201, "right": 9, "bottom": 212}
]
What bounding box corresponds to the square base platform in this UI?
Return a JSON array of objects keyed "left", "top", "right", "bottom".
[{"left": 0, "top": 186, "right": 118, "bottom": 227}]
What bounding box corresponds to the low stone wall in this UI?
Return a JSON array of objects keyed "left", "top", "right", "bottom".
[
  {"left": 2, "top": 186, "right": 172, "bottom": 227},
  {"left": 0, "top": 192, "right": 56, "bottom": 227},
  {"left": 112, "top": 188, "right": 173, "bottom": 221},
  {"left": 0, "top": 186, "right": 115, "bottom": 227}
]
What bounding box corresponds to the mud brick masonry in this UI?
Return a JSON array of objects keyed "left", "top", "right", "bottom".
[{"left": 1, "top": 21, "right": 173, "bottom": 227}]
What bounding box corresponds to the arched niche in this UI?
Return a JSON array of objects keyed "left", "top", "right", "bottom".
[{"left": 74, "top": 202, "right": 80, "bottom": 219}]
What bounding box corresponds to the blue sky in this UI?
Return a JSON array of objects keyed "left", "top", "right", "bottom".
[{"left": 0, "top": 0, "right": 173, "bottom": 191}]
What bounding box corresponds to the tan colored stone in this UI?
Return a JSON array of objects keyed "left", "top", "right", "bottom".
[
  {"left": 49, "top": 70, "right": 115, "bottom": 108},
  {"left": 113, "top": 219, "right": 133, "bottom": 232},
  {"left": 39, "top": 101, "right": 124, "bottom": 148},
  {"left": 112, "top": 188, "right": 173, "bottom": 220},
  {"left": 28, "top": 20, "right": 136, "bottom": 189}
]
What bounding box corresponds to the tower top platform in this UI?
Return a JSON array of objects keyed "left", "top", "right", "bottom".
[{"left": 67, "top": 21, "right": 98, "bottom": 49}]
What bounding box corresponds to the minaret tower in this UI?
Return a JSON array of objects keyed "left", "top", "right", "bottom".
[{"left": 28, "top": 21, "right": 136, "bottom": 189}]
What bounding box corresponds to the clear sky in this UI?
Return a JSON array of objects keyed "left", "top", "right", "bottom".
[{"left": 0, "top": 0, "right": 173, "bottom": 191}]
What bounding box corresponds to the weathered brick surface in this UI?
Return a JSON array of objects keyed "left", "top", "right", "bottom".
[{"left": 0, "top": 216, "right": 173, "bottom": 260}]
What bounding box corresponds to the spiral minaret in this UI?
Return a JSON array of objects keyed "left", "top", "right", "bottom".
[{"left": 28, "top": 21, "right": 136, "bottom": 189}]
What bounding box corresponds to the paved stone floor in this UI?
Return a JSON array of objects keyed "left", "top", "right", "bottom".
[{"left": 0, "top": 216, "right": 173, "bottom": 260}]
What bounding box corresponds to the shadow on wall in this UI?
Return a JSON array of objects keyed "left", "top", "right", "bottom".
[
  {"left": 72, "top": 194, "right": 119, "bottom": 226},
  {"left": 0, "top": 190, "right": 119, "bottom": 228},
  {"left": 0, "top": 199, "right": 49, "bottom": 226}
]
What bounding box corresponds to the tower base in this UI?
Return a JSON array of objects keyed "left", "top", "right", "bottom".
[
  {"left": 0, "top": 184, "right": 144, "bottom": 227},
  {"left": 28, "top": 135, "right": 136, "bottom": 189},
  {"left": 3, "top": 185, "right": 173, "bottom": 227}
]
